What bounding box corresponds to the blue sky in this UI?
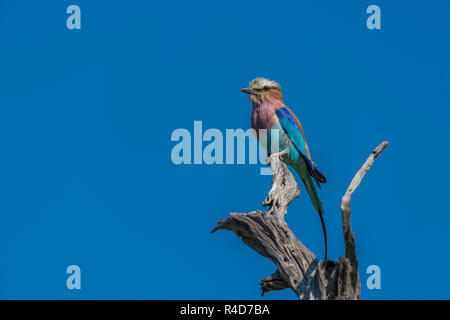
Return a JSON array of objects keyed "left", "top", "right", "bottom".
[{"left": 0, "top": 1, "right": 449, "bottom": 299}]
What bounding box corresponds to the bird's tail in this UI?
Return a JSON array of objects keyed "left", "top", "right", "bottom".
[{"left": 294, "top": 162, "right": 327, "bottom": 261}]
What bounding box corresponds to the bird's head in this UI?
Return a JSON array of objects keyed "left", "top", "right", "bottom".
[{"left": 241, "top": 77, "right": 283, "bottom": 105}]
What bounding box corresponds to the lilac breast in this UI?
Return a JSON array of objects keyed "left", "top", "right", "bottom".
[
  {"left": 251, "top": 102, "right": 279, "bottom": 133},
  {"left": 251, "top": 101, "right": 293, "bottom": 154}
]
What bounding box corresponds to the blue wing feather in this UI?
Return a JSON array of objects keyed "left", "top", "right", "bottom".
[{"left": 275, "top": 107, "right": 321, "bottom": 188}]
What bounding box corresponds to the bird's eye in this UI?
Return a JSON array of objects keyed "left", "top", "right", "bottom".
[{"left": 263, "top": 86, "right": 270, "bottom": 91}]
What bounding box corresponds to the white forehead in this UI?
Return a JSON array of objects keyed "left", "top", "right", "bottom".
[{"left": 249, "top": 77, "right": 281, "bottom": 90}]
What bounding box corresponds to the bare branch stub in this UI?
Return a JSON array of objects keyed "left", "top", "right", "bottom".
[
  {"left": 339, "top": 141, "right": 388, "bottom": 298},
  {"left": 212, "top": 142, "right": 388, "bottom": 300}
]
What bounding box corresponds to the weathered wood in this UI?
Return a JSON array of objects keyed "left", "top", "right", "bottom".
[{"left": 212, "top": 141, "right": 388, "bottom": 300}]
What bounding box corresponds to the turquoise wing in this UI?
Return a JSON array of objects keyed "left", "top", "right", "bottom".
[{"left": 275, "top": 107, "right": 321, "bottom": 188}]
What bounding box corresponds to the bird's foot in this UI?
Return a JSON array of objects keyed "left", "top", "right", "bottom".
[{"left": 270, "top": 150, "right": 288, "bottom": 159}]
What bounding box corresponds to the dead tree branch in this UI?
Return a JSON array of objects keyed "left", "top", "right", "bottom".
[{"left": 212, "top": 141, "right": 388, "bottom": 300}]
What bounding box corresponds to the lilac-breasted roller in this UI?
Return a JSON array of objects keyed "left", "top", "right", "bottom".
[{"left": 241, "top": 78, "right": 328, "bottom": 260}]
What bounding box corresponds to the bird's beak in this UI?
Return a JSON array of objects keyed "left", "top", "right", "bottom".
[{"left": 240, "top": 87, "right": 257, "bottom": 95}]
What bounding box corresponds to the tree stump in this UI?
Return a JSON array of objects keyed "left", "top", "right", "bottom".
[{"left": 211, "top": 141, "right": 388, "bottom": 300}]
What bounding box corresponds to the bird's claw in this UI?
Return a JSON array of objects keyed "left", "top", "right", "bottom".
[{"left": 270, "top": 150, "right": 288, "bottom": 159}]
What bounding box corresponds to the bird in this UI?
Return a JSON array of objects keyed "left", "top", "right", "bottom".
[{"left": 241, "top": 77, "right": 328, "bottom": 260}]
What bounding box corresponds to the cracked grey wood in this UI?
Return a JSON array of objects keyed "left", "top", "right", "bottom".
[{"left": 212, "top": 141, "right": 388, "bottom": 300}]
